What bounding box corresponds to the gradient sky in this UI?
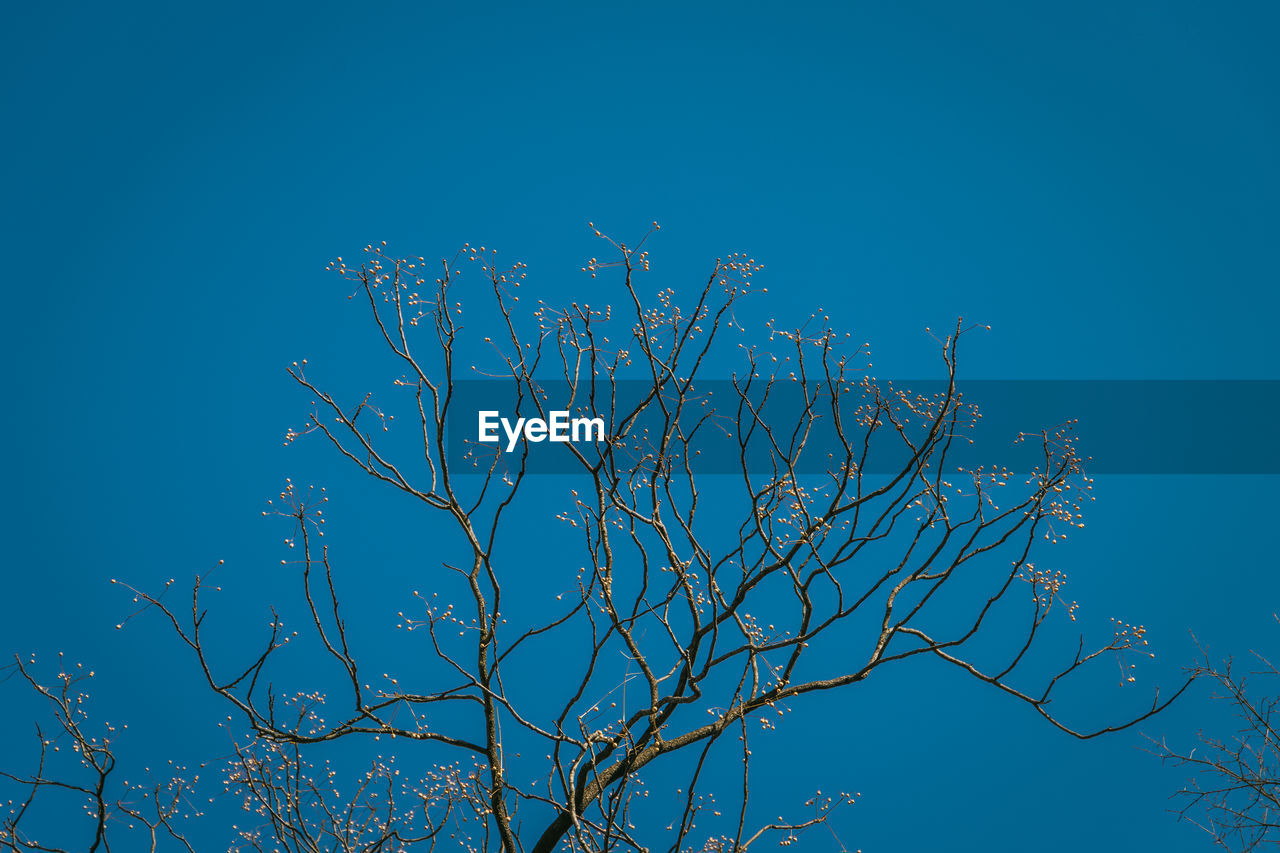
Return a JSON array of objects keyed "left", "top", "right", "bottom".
[{"left": 2, "top": 3, "right": 1278, "bottom": 850}]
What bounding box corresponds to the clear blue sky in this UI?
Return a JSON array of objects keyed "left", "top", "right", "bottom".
[{"left": 2, "top": 2, "right": 1278, "bottom": 850}]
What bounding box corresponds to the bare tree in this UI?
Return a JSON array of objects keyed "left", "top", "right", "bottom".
[
  {"left": 2, "top": 225, "right": 1193, "bottom": 852},
  {"left": 1151, "top": 626, "right": 1280, "bottom": 851}
]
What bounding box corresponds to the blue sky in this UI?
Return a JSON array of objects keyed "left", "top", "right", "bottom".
[{"left": 2, "top": 2, "right": 1278, "bottom": 850}]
